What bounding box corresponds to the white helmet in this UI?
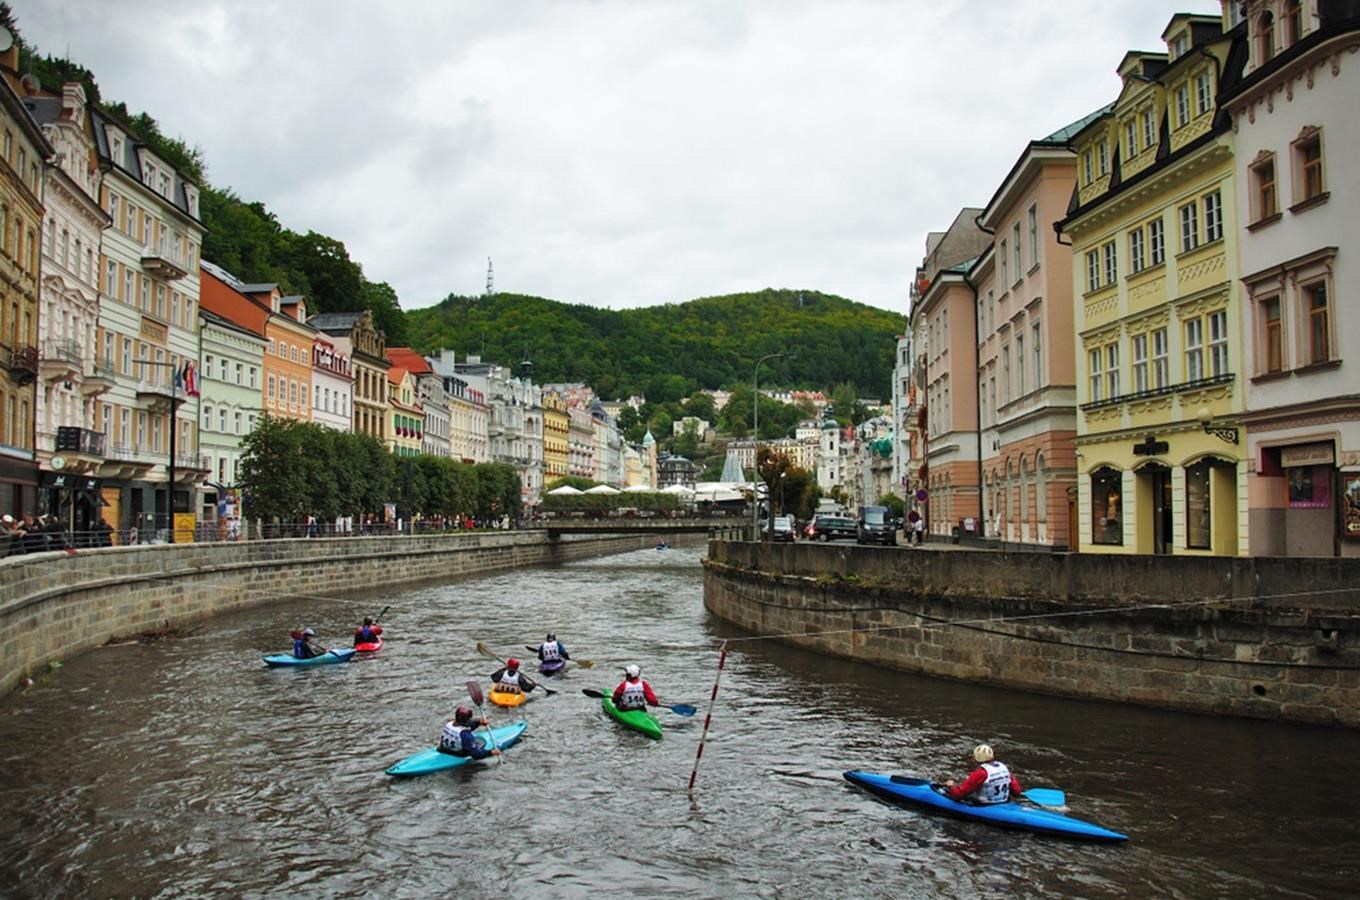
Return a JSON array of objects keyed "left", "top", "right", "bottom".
[
  {"left": 624, "top": 664, "right": 641, "bottom": 678},
  {"left": 972, "top": 743, "right": 994, "bottom": 763}
]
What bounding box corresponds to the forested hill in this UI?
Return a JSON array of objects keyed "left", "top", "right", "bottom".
[{"left": 405, "top": 288, "right": 903, "bottom": 401}]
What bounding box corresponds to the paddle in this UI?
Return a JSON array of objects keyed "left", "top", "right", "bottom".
[
  {"left": 525, "top": 645, "right": 594, "bottom": 669},
  {"left": 1021, "top": 787, "right": 1066, "bottom": 807},
  {"left": 581, "top": 687, "right": 696, "bottom": 716},
  {"left": 475, "top": 641, "right": 557, "bottom": 695},
  {"left": 465, "top": 680, "right": 502, "bottom": 766}
]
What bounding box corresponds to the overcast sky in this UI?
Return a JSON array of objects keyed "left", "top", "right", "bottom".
[{"left": 19, "top": 1, "right": 1222, "bottom": 314}]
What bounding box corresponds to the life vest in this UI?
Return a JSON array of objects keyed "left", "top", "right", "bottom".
[
  {"left": 356, "top": 626, "right": 377, "bottom": 642},
  {"left": 497, "top": 670, "right": 524, "bottom": 693},
  {"left": 973, "top": 761, "right": 1013, "bottom": 805},
  {"left": 440, "top": 722, "right": 475, "bottom": 755},
  {"left": 540, "top": 641, "right": 562, "bottom": 662},
  {"left": 293, "top": 637, "right": 306, "bottom": 658},
  {"left": 617, "top": 678, "right": 647, "bottom": 711}
]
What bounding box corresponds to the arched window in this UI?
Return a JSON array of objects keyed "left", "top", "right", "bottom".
[
  {"left": 1035, "top": 452, "right": 1048, "bottom": 524},
  {"left": 201, "top": 403, "right": 213, "bottom": 431},
  {"left": 1091, "top": 466, "right": 1123, "bottom": 545},
  {"left": 1284, "top": 0, "right": 1303, "bottom": 45},
  {"left": 1259, "top": 11, "right": 1276, "bottom": 62},
  {"left": 1020, "top": 456, "right": 1031, "bottom": 524}
]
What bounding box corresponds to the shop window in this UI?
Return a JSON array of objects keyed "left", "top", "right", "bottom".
[
  {"left": 1186, "top": 460, "right": 1212, "bottom": 549},
  {"left": 1091, "top": 467, "right": 1122, "bottom": 545},
  {"left": 1288, "top": 465, "right": 1331, "bottom": 509}
]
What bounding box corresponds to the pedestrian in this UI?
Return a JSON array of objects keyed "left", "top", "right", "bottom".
[{"left": 912, "top": 516, "right": 925, "bottom": 545}]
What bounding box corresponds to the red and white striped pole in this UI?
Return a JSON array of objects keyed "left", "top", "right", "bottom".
[{"left": 687, "top": 640, "right": 729, "bottom": 796}]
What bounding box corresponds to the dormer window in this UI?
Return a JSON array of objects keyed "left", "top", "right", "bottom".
[
  {"left": 1171, "top": 33, "right": 1189, "bottom": 59},
  {"left": 1195, "top": 70, "right": 1214, "bottom": 116},
  {"left": 1082, "top": 149, "right": 1094, "bottom": 184},
  {"left": 1097, "top": 139, "right": 1109, "bottom": 176}
]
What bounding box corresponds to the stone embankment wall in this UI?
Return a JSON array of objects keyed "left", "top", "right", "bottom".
[
  {"left": 1, "top": 531, "right": 663, "bottom": 697},
  {"left": 703, "top": 541, "right": 1360, "bottom": 727}
]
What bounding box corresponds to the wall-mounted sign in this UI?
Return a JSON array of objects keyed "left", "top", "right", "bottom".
[{"left": 1281, "top": 442, "right": 1334, "bottom": 468}]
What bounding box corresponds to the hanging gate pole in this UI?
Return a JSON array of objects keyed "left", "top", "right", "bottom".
[{"left": 687, "top": 640, "right": 729, "bottom": 796}]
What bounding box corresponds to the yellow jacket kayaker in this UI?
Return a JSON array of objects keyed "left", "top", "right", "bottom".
[{"left": 490, "top": 658, "right": 541, "bottom": 694}]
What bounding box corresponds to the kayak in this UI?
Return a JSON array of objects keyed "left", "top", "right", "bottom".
[
  {"left": 602, "top": 694, "right": 662, "bottom": 740},
  {"left": 842, "top": 771, "right": 1128, "bottom": 843},
  {"left": 262, "top": 648, "right": 357, "bottom": 667},
  {"left": 488, "top": 686, "right": 527, "bottom": 707},
  {"left": 539, "top": 658, "right": 567, "bottom": 676},
  {"left": 386, "top": 721, "right": 528, "bottom": 777},
  {"left": 354, "top": 638, "right": 384, "bottom": 653}
]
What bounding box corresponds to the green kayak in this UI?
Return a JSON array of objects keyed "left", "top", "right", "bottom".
[{"left": 602, "top": 693, "right": 663, "bottom": 740}]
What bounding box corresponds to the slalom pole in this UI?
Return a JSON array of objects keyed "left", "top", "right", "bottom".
[{"left": 687, "top": 640, "right": 729, "bottom": 796}]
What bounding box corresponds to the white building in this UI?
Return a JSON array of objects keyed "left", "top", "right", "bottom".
[{"left": 310, "top": 336, "right": 352, "bottom": 433}]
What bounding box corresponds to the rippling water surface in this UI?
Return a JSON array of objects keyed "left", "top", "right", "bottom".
[{"left": 3, "top": 543, "right": 1359, "bottom": 898}]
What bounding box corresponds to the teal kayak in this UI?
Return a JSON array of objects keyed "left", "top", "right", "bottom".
[
  {"left": 843, "top": 771, "right": 1128, "bottom": 842},
  {"left": 386, "top": 721, "right": 528, "bottom": 777},
  {"left": 602, "top": 694, "right": 662, "bottom": 740},
  {"left": 262, "top": 648, "right": 356, "bottom": 667}
]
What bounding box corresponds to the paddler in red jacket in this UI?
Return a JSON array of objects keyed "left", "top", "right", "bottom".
[
  {"left": 944, "top": 744, "right": 1024, "bottom": 805},
  {"left": 353, "top": 617, "right": 383, "bottom": 647},
  {"left": 612, "top": 664, "right": 660, "bottom": 711}
]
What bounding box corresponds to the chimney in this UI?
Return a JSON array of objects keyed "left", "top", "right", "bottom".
[{"left": 439, "top": 349, "right": 455, "bottom": 369}]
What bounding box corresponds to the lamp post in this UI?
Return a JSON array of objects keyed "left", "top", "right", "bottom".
[
  {"left": 134, "top": 359, "right": 184, "bottom": 543},
  {"left": 751, "top": 351, "right": 793, "bottom": 538}
]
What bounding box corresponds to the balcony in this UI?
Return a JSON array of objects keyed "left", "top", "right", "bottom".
[
  {"left": 173, "top": 453, "right": 211, "bottom": 482},
  {"left": 135, "top": 377, "right": 179, "bottom": 413},
  {"left": 40, "top": 339, "right": 84, "bottom": 384},
  {"left": 141, "top": 247, "right": 188, "bottom": 281},
  {"left": 82, "top": 357, "right": 117, "bottom": 396},
  {"left": 3, "top": 344, "right": 38, "bottom": 386},
  {"left": 99, "top": 441, "right": 157, "bottom": 480},
  {"left": 45, "top": 426, "right": 108, "bottom": 474}
]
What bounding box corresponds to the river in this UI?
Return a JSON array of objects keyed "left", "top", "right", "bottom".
[{"left": 2, "top": 543, "right": 1358, "bottom": 898}]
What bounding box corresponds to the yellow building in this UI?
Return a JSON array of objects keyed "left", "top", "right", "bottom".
[
  {"left": 1058, "top": 11, "right": 1248, "bottom": 556},
  {"left": 385, "top": 367, "right": 422, "bottom": 457},
  {"left": 542, "top": 390, "right": 569, "bottom": 480}
]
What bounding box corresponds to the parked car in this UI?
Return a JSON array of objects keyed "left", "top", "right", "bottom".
[
  {"left": 805, "top": 514, "right": 858, "bottom": 542},
  {"left": 857, "top": 506, "right": 898, "bottom": 545},
  {"left": 762, "top": 514, "right": 798, "bottom": 542}
]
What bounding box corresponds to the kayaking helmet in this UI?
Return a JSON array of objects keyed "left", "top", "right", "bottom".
[
  {"left": 363, "top": 617, "right": 373, "bottom": 626},
  {"left": 625, "top": 664, "right": 641, "bottom": 678},
  {"left": 507, "top": 658, "right": 520, "bottom": 670},
  {"left": 972, "top": 744, "right": 994, "bottom": 763},
  {"left": 302, "top": 627, "right": 316, "bottom": 636},
  {"left": 455, "top": 706, "right": 474, "bottom": 724},
  {"left": 546, "top": 633, "right": 556, "bottom": 642}
]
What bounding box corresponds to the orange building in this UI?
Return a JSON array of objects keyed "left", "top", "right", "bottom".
[{"left": 199, "top": 263, "right": 315, "bottom": 422}]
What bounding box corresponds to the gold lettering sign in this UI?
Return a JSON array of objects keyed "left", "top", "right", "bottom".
[
  {"left": 1281, "top": 442, "right": 1334, "bottom": 468},
  {"left": 139, "top": 316, "right": 168, "bottom": 343}
]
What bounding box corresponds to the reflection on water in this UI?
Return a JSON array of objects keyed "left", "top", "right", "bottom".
[{"left": 2, "top": 544, "right": 1359, "bottom": 898}]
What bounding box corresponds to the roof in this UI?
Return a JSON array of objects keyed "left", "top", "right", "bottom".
[
  {"left": 89, "top": 106, "right": 198, "bottom": 221},
  {"left": 1041, "top": 104, "right": 1114, "bottom": 143},
  {"left": 308, "top": 312, "right": 365, "bottom": 333},
  {"left": 386, "top": 347, "right": 434, "bottom": 375},
  {"left": 387, "top": 366, "right": 408, "bottom": 385}
]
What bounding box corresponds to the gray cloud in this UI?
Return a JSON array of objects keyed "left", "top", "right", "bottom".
[{"left": 16, "top": 0, "right": 1221, "bottom": 313}]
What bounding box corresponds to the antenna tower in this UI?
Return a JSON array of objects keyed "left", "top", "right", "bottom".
[{"left": 485, "top": 257, "right": 494, "bottom": 296}]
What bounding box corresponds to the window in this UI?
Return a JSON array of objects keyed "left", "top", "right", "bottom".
[
  {"left": 1186, "top": 460, "right": 1212, "bottom": 549},
  {"left": 1016, "top": 333, "right": 1025, "bottom": 396},
  {"left": 1152, "top": 327, "right": 1169, "bottom": 388},
  {"left": 1027, "top": 205, "right": 1038, "bottom": 269},
  {"left": 1259, "top": 12, "right": 1276, "bottom": 62},
  {"left": 1142, "top": 108, "right": 1156, "bottom": 149},
  {"left": 1031, "top": 322, "right": 1042, "bottom": 387},
  {"left": 1105, "top": 343, "right": 1120, "bottom": 398},
  {"left": 1133, "top": 334, "right": 1149, "bottom": 393},
  {"left": 108, "top": 193, "right": 119, "bottom": 229},
  {"left": 235, "top": 362, "right": 243, "bottom": 385},
  {"left": 1088, "top": 347, "right": 1103, "bottom": 402},
  {"left": 1083, "top": 150, "right": 1093, "bottom": 185},
  {"left": 1305, "top": 281, "right": 1331, "bottom": 364},
  {"left": 1171, "top": 33, "right": 1189, "bottom": 60},
  {"left": 1149, "top": 218, "right": 1165, "bottom": 265},
  {"left": 291, "top": 346, "right": 299, "bottom": 363},
  {"left": 219, "top": 357, "right": 228, "bottom": 381},
  {"left": 1179, "top": 202, "right": 1199, "bottom": 252},
  {"left": 1262, "top": 296, "right": 1283, "bottom": 373},
  {"left": 219, "top": 407, "right": 227, "bottom": 433},
  {"left": 1285, "top": 0, "right": 1303, "bottom": 45},
  {"left": 1175, "top": 84, "right": 1191, "bottom": 128},
  {"left": 1253, "top": 156, "right": 1278, "bottom": 220},
  {"left": 234, "top": 411, "right": 242, "bottom": 434},
  {"left": 1012, "top": 223, "right": 1022, "bottom": 279},
  {"left": 1000, "top": 239, "right": 1008, "bottom": 287},
  {"left": 1297, "top": 131, "right": 1325, "bottom": 201},
  {"left": 249, "top": 366, "right": 258, "bottom": 388},
  {"left": 1125, "top": 120, "right": 1138, "bottom": 159},
  {"left": 1203, "top": 190, "right": 1222, "bottom": 242},
  {"left": 1091, "top": 467, "right": 1123, "bottom": 545},
  {"left": 268, "top": 374, "right": 276, "bottom": 400},
  {"left": 204, "top": 354, "right": 214, "bottom": 377},
  {"left": 268, "top": 339, "right": 276, "bottom": 356},
  {"left": 1102, "top": 241, "right": 1117, "bottom": 285},
  {"left": 1085, "top": 249, "right": 1100, "bottom": 293},
  {"left": 1186, "top": 317, "right": 1204, "bottom": 381},
  {"left": 1195, "top": 70, "right": 1213, "bottom": 116},
  {"left": 203, "top": 403, "right": 215, "bottom": 431},
  {"left": 1097, "top": 139, "right": 1108, "bottom": 176},
  {"left": 1002, "top": 345, "right": 1010, "bottom": 405},
  {"left": 1208, "top": 309, "right": 1229, "bottom": 376},
  {"left": 1130, "top": 227, "right": 1146, "bottom": 274},
  {"left": 123, "top": 270, "right": 133, "bottom": 302}
]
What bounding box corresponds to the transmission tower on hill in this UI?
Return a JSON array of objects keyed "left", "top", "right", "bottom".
[{"left": 485, "top": 257, "right": 494, "bottom": 297}]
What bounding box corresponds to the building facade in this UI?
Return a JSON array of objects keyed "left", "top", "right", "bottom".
[
  {"left": 309, "top": 311, "right": 388, "bottom": 442},
  {"left": 542, "top": 390, "right": 568, "bottom": 481},
  {"left": 310, "top": 336, "right": 352, "bottom": 433},
  {"left": 1222, "top": 0, "right": 1360, "bottom": 556},
  {"left": 385, "top": 367, "right": 423, "bottom": 457},
  {"left": 1059, "top": 12, "right": 1248, "bottom": 556},
  {"left": 197, "top": 310, "right": 263, "bottom": 523}
]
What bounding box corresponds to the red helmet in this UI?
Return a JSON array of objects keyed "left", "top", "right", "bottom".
[
  {"left": 455, "top": 706, "right": 473, "bottom": 723},
  {"left": 507, "top": 658, "right": 520, "bottom": 670}
]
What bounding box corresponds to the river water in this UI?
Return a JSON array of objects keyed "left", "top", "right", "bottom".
[{"left": 2, "top": 543, "right": 1359, "bottom": 898}]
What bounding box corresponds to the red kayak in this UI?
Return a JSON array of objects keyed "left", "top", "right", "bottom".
[{"left": 354, "top": 638, "right": 384, "bottom": 653}]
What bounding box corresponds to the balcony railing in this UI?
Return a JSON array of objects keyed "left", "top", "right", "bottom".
[
  {"left": 56, "top": 426, "right": 107, "bottom": 457},
  {"left": 3, "top": 344, "right": 38, "bottom": 385},
  {"left": 109, "top": 442, "right": 159, "bottom": 463},
  {"left": 42, "top": 339, "right": 83, "bottom": 365},
  {"left": 175, "top": 453, "right": 210, "bottom": 471},
  {"left": 141, "top": 247, "right": 188, "bottom": 280}
]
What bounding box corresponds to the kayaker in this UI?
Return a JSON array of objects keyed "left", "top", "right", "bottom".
[
  {"left": 353, "top": 617, "right": 384, "bottom": 647},
  {"left": 535, "top": 633, "right": 570, "bottom": 665},
  {"left": 612, "top": 664, "right": 659, "bottom": 711},
  {"left": 944, "top": 744, "right": 1024, "bottom": 805},
  {"left": 438, "top": 707, "right": 500, "bottom": 759},
  {"left": 293, "top": 627, "right": 327, "bottom": 659},
  {"left": 489, "top": 658, "right": 541, "bottom": 695}
]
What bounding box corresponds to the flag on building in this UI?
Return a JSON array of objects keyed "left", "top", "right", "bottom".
[{"left": 182, "top": 361, "right": 200, "bottom": 397}]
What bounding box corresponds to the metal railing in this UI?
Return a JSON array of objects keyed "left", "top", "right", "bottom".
[{"left": 42, "top": 339, "right": 83, "bottom": 365}]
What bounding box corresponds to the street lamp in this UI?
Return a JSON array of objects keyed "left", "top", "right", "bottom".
[
  {"left": 134, "top": 358, "right": 185, "bottom": 543},
  {"left": 752, "top": 350, "right": 793, "bottom": 538}
]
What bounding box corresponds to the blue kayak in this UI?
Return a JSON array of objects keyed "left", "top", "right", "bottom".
[
  {"left": 386, "top": 721, "right": 528, "bottom": 777},
  {"left": 262, "top": 648, "right": 357, "bottom": 667},
  {"left": 843, "top": 771, "right": 1128, "bottom": 843}
]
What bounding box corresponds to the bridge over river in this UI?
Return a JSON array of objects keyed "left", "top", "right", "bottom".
[{"left": 535, "top": 513, "right": 749, "bottom": 538}]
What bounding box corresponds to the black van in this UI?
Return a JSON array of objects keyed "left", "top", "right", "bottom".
[{"left": 857, "top": 506, "right": 897, "bottom": 545}]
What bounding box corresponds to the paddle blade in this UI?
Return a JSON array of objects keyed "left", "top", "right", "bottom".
[
  {"left": 526, "top": 645, "right": 539, "bottom": 653},
  {"left": 1023, "top": 788, "right": 1066, "bottom": 807},
  {"left": 575, "top": 659, "right": 594, "bottom": 669},
  {"left": 466, "top": 680, "right": 486, "bottom": 706},
  {"left": 476, "top": 641, "right": 496, "bottom": 659},
  {"left": 668, "top": 704, "right": 697, "bottom": 716},
  {"left": 581, "top": 688, "right": 606, "bottom": 699}
]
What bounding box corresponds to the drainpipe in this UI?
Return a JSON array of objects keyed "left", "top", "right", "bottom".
[{"left": 971, "top": 212, "right": 996, "bottom": 546}]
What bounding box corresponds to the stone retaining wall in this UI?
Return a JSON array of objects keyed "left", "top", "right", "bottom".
[
  {"left": 702, "top": 541, "right": 1360, "bottom": 727},
  {"left": 1, "top": 531, "right": 661, "bottom": 698}
]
